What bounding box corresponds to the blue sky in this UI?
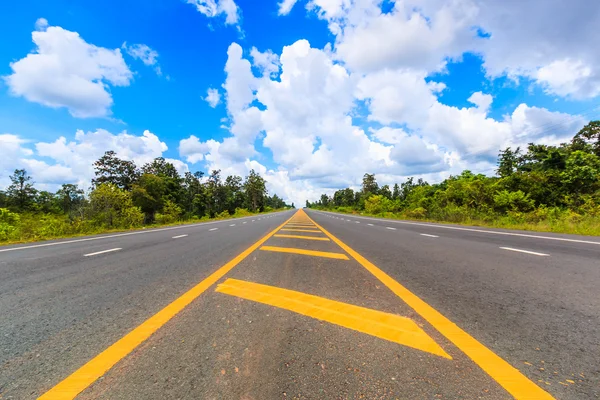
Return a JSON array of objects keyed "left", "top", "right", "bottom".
[{"left": 1, "top": 0, "right": 598, "bottom": 204}]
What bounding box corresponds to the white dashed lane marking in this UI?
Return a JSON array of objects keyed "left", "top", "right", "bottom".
[
  {"left": 500, "top": 247, "right": 549, "bottom": 256},
  {"left": 209, "top": 228, "right": 218, "bottom": 231},
  {"left": 84, "top": 248, "right": 122, "bottom": 257},
  {"left": 172, "top": 235, "right": 188, "bottom": 239},
  {"left": 420, "top": 234, "right": 439, "bottom": 238}
]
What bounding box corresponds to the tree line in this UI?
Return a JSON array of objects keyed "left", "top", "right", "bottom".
[
  {"left": 308, "top": 121, "right": 600, "bottom": 234},
  {"left": 0, "top": 151, "right": 292, "bottom": 242}
]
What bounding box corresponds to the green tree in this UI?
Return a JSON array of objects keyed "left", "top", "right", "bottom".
[
  {"left": 142, "top": 157, "right": 183, "bottom": 204},
  {"left": 380, "top": 184, "right": 392, "bottom": 199},
  {"left": 7, "top": 169, "right": 37, "bottom": 211},
  {"left": 56, "top": 184, "right": 84, "bottom": 214},
  {"left": 572, "top": 120, "right": 600, "bottom": 156},
  {"left": 497, "top": 147, "right": 521, "bottom": 177},
  {"left": 35, "top": 191, "right": 59, "bottom": 214},
  {"left": 244, "top": 169, "right": 267, "bottom": 212},
  {"left": 362, "top": 173, "right": 379, "bottom": 195},
  {"left": 92, "top": 151, "right": 139, "bottom": 190},
  {"left": 182, "top": 171, "right": 204, "bottom": 216},
  {"left": 224, "top": 175, "right": 244, "bottom": 214},
  {"left": 88, "top": 183, "right": 143, "bottom": 228},
  {"left": 132, "top": 173, "right": 166, "bottom": 223},
  {"left": 392, "top": 183, "right": 400, "bottom": 200}
]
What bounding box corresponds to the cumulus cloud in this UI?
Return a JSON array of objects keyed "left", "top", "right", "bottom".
[
  {"left": 205, "top": 88, "right": 221, "bottom": 107},
  {"left": 5, "top": 22, "right": 132, "bottom": 118},
  {"left": 186, "top": 0, "right": 241, "bottom": 25},
  {"left": 178, "top": 30, "right": 589, "bottom": 205}
]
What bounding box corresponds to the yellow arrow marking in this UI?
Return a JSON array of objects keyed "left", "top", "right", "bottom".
[
  {"left": 260, "top": 246, "right": 349, "bottom": 260},
  {"left": 216, "top": 279, "right": 450, "bottom": 359}
]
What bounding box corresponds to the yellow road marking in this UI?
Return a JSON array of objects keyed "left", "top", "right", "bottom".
[
  {"left": 280, "top": 228, "right": 321, "bottom": 233},
  {"left": 302, "top": 210, "right": 554, "bottom": 400},
  {"left": 260, "top": 245, "right": 349, "bottom": 260},
  {"left": 216, "top": 279, "right": 450, "bottom": 358},
  {"left": 274, "top": 234, "right": 330, "bottom": 241},
  {"left": 39, "top": 216, "right": 295, "bottom": 400},
  {"left": 285, "top": 223, "right": 316, "bottom": 226}
]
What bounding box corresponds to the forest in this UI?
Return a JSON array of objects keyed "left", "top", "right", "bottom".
[
  {"left": 308, "top": 121, "right": 600, "bottom": 235},
  {"left": 0, "top": 151, "right": 292, "bottom": 244}
]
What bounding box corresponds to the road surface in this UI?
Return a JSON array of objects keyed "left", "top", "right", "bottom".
[{"left": 0, "top": 209, "right": 598, "bottom": 399}]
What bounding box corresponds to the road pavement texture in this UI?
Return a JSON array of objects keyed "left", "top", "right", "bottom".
[{"left": 0, "top": 209, "right": 598, "bottom": 399}]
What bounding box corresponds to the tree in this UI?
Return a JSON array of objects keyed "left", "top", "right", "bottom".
[
  {"left": 142, "top": 157, "right": 183, "bottom": 203},
  {"left": 7, "top": 169, "right": 37, "bottom": 211},
  {"left": 572, "top": 120, "right": 600, "bottom": 156},
  {"left": 497, "top": 147, "right": 521, "bottom": 177},
  {"left": 92, "top": 151, "right": 139, "bottom": 190},
  {"left": 35, "top": 191, "right": 59, "bottom": 214},
  {"left": 380, "top": 184, "right": 392, "bottom": 199},
  {"left": 88, "top": 183, "right": 143, "bottom": 228},
  {"left": 132, "top": 173, "right": 166, "bottom": 223},
  {"left": 205, "top": 170, "right": 224, "bottom": 217},
  {"left": 182, "top": 171, "right": 204, "bottom": 216},
  {"left": 392, "top": 183, "right": 400, "bottom": 200},
  {"left": 224, "top": 175, "right": 244, "bottom": 214},
  {"left": 244, "top": 169, "right": 267, "bottom": 212},
  {"left": 56, "top": 184, "right": 84, "bottom": 214},
  {"left": 362, "top": 173, "right": 379, "bottom": 195},
  {"left": 320, "top": 194, "right": 330, "bottom": 207}
]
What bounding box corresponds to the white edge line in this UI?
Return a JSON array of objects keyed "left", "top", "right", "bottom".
[
  {"left": 84, "top": 248, "right": 122, "bottom": 257},
  {"left": 500, "top": 247, "right": 549, "bottom": 256},
  {"left": 312, "top": 210, "right": 600, "bottom": 246},
  {"left": 420, "top": 233, "right": 439, "bottom": 238},
  {"left": 172, "top": 234, "right": 188, "bottom": 239},
  {"left": 0, "top": 211, "right": 291, "bottom": 253}
]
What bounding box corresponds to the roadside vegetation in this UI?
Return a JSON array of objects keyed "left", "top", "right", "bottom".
[
  {"left": 0, "top": 151, "right": 293, "bottom": 244},
  {"left": 308, "top": 121, "right": 600, "bottom": 236}
]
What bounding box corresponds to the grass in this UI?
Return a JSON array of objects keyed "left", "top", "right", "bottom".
[
  {"left": 315, "top": 208, "right": 600, "bottom": 236},
  {"left": 0, "top": 208, "right": 291, "bottom": 246}
]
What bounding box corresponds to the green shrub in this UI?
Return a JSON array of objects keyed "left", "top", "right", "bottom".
[
  {"left": 404, "top": 207, "right": 427, "bottom": 219},
  {"left": 233, "top": 208, "right": 253, "bottom": 217}
]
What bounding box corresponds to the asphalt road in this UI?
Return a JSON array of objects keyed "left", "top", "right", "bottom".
[{"left": 0, "top": 209, "right": 598, "bottom": 399}]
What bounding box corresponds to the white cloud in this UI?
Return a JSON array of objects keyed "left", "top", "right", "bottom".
[
  {"left": 5, "top": 23, "right": 132, "bottom": 118},
  {"left": 278, "top": 0, "right": 299, "bottom": 15},
  {"left": 34, "top": 17, "right": 48, "bottom": 31},
  {"left": 178, "top": 33, "right": 590, "bottom": 205},
  {"left": 205, "top": 88, "right": 221, "bottom": 107},
  {"left": 122, "top": 42, "right": 163, "bottom": 76},
  {"left": 186, "top": 0, "right": 241, "bottom": 25},
  {"left": 250, "top": 47, "right": 280, "bottom": 77},
  {"left": 473, "top": 0, "right": 600, "bottom": 99}
]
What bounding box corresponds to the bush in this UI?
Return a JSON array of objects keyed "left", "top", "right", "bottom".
[
  {"left": 216, "top": 210, "right": 230, "bottom": 219},
  {"left": 233, "top": 208, "right": 253, "bottom": 217},
  {"left": 364, "top": 195, "right": 392, "bottom": 215},
  {"left": 404, "top": 207, "right": 427, "bottom": 219},
  {"left": 494, "top": 190, "right": 535, "bottom": 213}
]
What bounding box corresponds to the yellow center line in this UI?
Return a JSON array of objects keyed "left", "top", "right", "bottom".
[
  {"left": 260, "top": 245, "right": 349, "bottom": 260},
  {"left": 302, "top": 210, "right": 554, "bottom": 400},
  {"left": 279, "top": 228, "right": 322, "bottom": 233},
  {"left": 39, "top": 215, "right": 296, "bottom": 400},
  {"left": 274, "top": 234, "right": 330, "bottom": 241},
  {"left": 216, "top": 278, "right": 450, "bottom": 358}
]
